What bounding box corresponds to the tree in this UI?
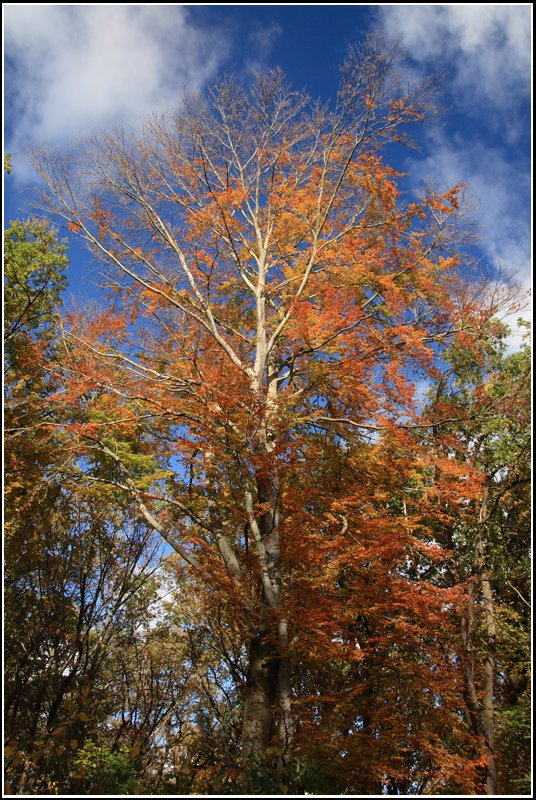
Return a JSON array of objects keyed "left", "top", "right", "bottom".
[
  {"left": 4, "top": 215, "right": 68, "bottom": 566},
  {"left": 3, "top": 207, "right": 170, "bottom": 794},
  {"left": 31, "top": 36, "right": 524, "bottom": 792},
  {"left": 4, "top": 214, "right": 71, "bottom": 794},
  {"left": 423, "top": 320, "right": 531, "bottom": 794},
  {"left": 4, "top": 213, "right": 68, "bottom": 563}
]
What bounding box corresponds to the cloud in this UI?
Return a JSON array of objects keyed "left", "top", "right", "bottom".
[
  {"left": 244, "top": 22, "right": 283, "bottom": 75},
  {"left": 379, "top": 5, "right": 531, "bottom": 123},
  {"left": 4, "top": 6, "right": 228, "bottom": 176},
  {"left": 379, "top": 6, "right": 531, "bottom": 347},
  {"left": 405, "top": 131, "right": 531, "bottom": 345},
  {"left": 408, "top": 131, "right": 530, "bottom": 271}
]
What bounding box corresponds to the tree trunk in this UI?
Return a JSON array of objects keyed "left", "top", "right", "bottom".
[
  {"left": 240, "top": 462, "right": 294, "bottom": 785},
  {"left": 240, "top": 256, "right": 295, "bottom": 779},
  {"left": 480, "top": 567, "right": 497, "bottom": 795},
  {"left": 241, "top": 624, "right": 279, "bottom": 763},
  {"left": 475, "top": 486, "right": 497, "bottom": 794},
  {"left": 475, "top": 487, "right": 498, "bottom": 794},
  {"left": 460, "top": 486, "right": 497, "bottom": 795}
]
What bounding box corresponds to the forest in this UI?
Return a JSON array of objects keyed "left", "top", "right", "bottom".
[{"left": 4, "top": 36, "right": 531, "bottom": 796}]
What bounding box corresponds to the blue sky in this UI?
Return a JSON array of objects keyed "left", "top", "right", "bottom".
[{"left": 4, "top": 4, "right": 532, "bottom": 340}]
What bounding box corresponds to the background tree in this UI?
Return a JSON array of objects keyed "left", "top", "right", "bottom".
[
  {"left": 4, "top": 215, "right": 68, "bottom": 544},
  {"left": 3, "top": 203, "right": 228, "bottom": 797},
  {"left": 423, "top": 318, "right": 531, "bottom": 794},
  {"left": 4, "top": 175, "right": 183, "bottom": 794}
]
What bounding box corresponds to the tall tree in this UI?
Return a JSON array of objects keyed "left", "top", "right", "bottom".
[
  {"left": 3, "top": 198, "right": 165, "bottom": 794},
  {"left": 31, "top": 36, "right": 524, "bottom": 791},
  {"left": 4, "top": 213, "right": 68, "bottom": 561},
  {"left": 423, "top": 320, "right": 531, "bottom": 794}
]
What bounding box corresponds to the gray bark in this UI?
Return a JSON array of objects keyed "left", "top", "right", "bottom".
[
  {"left": 476, "top": 487, "right": 497, "bottom": 795},
  {"left": 460, "top": 486, "right": 497, "bottom": 795}
]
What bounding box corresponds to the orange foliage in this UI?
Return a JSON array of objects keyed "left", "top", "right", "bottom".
[{"left": 31, "top": 58, "right": 518, "bottom": 793}]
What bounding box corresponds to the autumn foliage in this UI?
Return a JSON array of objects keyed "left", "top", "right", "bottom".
[{"left": 5, "top": 37, "right": 530, "bottom": 795}]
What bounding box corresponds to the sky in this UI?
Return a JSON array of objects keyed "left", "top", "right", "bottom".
[{"left": 3, "top": 4, "right": 532, "bottom": 341}]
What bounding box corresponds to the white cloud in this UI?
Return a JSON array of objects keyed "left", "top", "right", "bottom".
[
  {"left": 404, "top": 131, "right": 531, "bottom": 346},
  {"left": 379, "top": 5, "right": 531, "bottom": 120},
  {"left": 408, "top": 132, "right": 529, "bottom": 265},
  {"left": 244, "top": 22, "right": 283, "bottom": 75},
  {"left": 378, "top": 6, "right": 531, "bottom": 348},
  {"left": 4, "top": 5, "right": 228, "bottom": 177}
]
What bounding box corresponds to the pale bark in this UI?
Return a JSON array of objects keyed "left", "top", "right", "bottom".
[
  {"left": 240, "top": 625, "right": 278, "bottom": 763},
  {"left": 240, "top": 456, "right": 294, "bottom": 772},
  {"left": 238, "top": 205, "right": 295, "bottom": 772},
  {"left": 276, "top": 618, "right": 294, "bottom": 766},
  {"left": 476, "top": 487, "right": 497, "bottom": 795},
  {"left": 460, "top": 486, "right": 497, "bottom": 795}
]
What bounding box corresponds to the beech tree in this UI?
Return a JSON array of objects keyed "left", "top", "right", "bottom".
[{"left": 29, "top": 36, "right": 526, "bottom": 792}]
